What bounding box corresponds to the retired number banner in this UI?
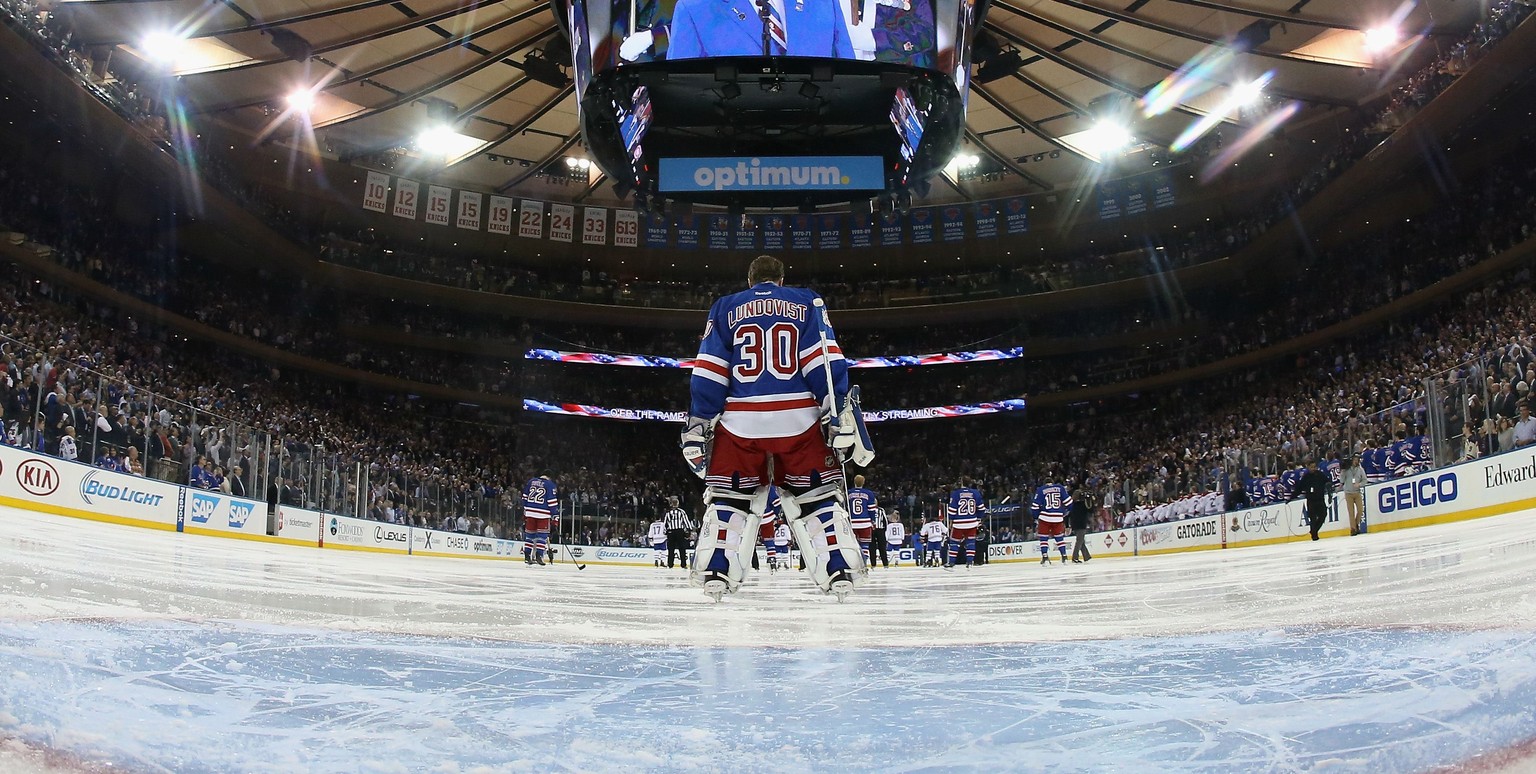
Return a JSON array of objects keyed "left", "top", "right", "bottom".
[
  {"left": 362, "top": 171, "right": 389, "bottom": 213},
  {"left": 582, "top": 207, "right": 608, "bottom": 245},
  {"left": 518, "top": 200, "right": 544, "bottom": 239},
  {"left": 456, "top": 191, "right": 482, "bottom": 231},
  {"left": 424, "top": 185, "right": 452, "bottom": 226},
  {"left": 549, "top": 203, "right": 575, "bottom": 243},
  {"left": 613, "top": 209, "right": 639, "bottom": 247},
  {"left": 487, "top": 196, "right": 513, "bottom": 235},
  {"left": 391, "top": 179, "right": 419, "bottom": 220}
]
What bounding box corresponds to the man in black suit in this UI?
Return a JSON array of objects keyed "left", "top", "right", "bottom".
[{"left": 1298, "top": 462, "right": 1332, "bottom": 541}]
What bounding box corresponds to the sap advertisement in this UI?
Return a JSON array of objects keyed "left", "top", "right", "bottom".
[
  {"left": 659, "top": 156, "right": 883, "bottom": 192},
  {"left": 183, "top": 490, "right": 265, "bottom": 538},
  {"left": 581, "top": 0, "right": 968, "bottom": 74}
]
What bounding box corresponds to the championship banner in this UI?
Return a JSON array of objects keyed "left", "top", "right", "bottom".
[
  {"left": 362, "top": 171, "right": 390, "bottom": 213},
  {"left": 734, "top": 215, "right": 759, "bottom": 251},
  {"left": 675, "top": 213, "right": 700, "bottom": 249},
  {"left": 613, "top": 209, "right": 639, "bottom": 247},
  {"left": 1124, "top": 180, "right": 1148, "bottom": 216},
  {"left": 939, "top": 205, "right": 965, "bottom": 242},
  {"left": 526, "top": 346, "right": 1026, "bottom": 369},
  {"left": 391, "top": 179, "right": 420, "bottom": 220},
  {"left": 549, "top": 203, "right": 575, "bottom": 243},
  {"left": 486, "top": 196, "right": 513, "bottom": 235},
  {"left": 762, "top": 215, "right": 787, "bottom": 251},
  {"left": 878, "top": 211, "right": 903, "bottom": 246},
  {"left": 644, "top": 212, "right": 670, "bottom": 247},
  {"left": 790, "top": 214, "right": 814, "bottom": 250},
  {"left": 973, "top": 201, "right": 998, "bottom": 239},
  {"left": 817, "top": 213, "right": 843, "bottom": 250},
  {"left": 1153, "top": 172, "right": 1176, "bottom": 208},
  {"left": 456, "top": 191, "right": 483, "bottom": 231},
  {"left": 1003, "top": 197, "right": 1028, "bottom": 234},
  {"left": 518, "top": 199, "right": 544, "bottom": 239},
  {"left": 849, "top": 211, "right": 874, "bottom": 248},
  {"left": 523, "top": 396, "right": 1027, "bottom": 423},
  {"left": 424, "top": 185, "right": 452, "bottom": 226},
  {"left": 707, "top": 215, "right": 731, "bottom": 250},
  {"left": 582, "top": 207, "right": 608, "bottom": 245},
  {"left": 909, "top": 208, "right": 934, "bottom": 244},
  {"left": 1097, "top": 183, "right": 1122, "bottom": 220}
]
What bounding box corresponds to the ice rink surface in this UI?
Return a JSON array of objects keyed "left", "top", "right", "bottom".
[{"left": 1, "top": 506, "right": 1535, "bottom": 773}]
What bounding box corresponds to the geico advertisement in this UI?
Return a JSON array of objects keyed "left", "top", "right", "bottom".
[
  {"left": 275, "top": 506, "right": 322, "bottom": 544},
  {"left": 183, "top": 491, "right": 264, "bottom": 536},
  {"left": 0, "top": 444, "right": 178, "bottom": 527},
  {"left": 1137, "top": 515, "right": 1223, "bottom": 553},
  {"left": 325, "top": 514, "right": 410, "bottom": 552},
  {"left": 1369, "top": 452, "right": 1536, "bottom": 528}
]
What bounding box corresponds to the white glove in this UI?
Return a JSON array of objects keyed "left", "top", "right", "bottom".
[
  {"left": 619, "top": 30, "right": 654, "bottom": 61},
  {"left": 680, "top": 416, "right": 713, "bottom": 479}
]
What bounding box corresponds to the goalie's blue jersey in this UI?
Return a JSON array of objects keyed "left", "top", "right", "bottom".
[{"left": 690, "top": 282, "right": 849, "bottom": 439}]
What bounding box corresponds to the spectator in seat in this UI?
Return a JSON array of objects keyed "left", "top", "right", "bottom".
[
  {"left": 1515, "top": 402, "right": 1536, "bottom": 448},
  {"left": 229, "top": 465, "right": 247, "bottom": 498}
]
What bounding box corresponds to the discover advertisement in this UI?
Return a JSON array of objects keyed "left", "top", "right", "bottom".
[{"left": 323, "top": 514, "right": 410, "bottom": 554}]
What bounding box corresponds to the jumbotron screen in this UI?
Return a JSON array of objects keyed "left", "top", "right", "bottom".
[{"left": 561, "top": 0, "right": 977, "bottom": 205}]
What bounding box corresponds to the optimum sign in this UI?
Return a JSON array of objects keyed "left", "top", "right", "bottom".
[{"left": 659, "top": 156, "right": 883, "bottom": 192}]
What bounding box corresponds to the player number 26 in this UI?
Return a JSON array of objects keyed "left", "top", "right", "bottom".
[{"left": 733, "top": 323, "right": 799, "bottom": 382}]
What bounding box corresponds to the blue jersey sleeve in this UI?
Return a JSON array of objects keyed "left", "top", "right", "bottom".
[{"left": 689, "top": 298, "right": 732, "bottom": 419}]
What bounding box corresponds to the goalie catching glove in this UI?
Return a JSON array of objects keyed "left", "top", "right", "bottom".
[
  {"left": 825, "top": 385, "right": 875, "bottom": 467},
  {"left": 680, "top": 415, "right": 714, "bottom": 479}
]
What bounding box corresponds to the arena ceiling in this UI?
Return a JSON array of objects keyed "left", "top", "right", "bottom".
[{"left": 55, "top": 0, "right": 1474, "bottom": 207}]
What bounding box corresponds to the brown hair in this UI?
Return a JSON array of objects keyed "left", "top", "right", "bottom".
[{"left": 748, "top": 255, "right": 785, "bottom": 285}]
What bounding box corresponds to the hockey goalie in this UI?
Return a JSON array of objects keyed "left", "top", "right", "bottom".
[{"left": 680, "top": 255, "right": 875, "bottom": 602}]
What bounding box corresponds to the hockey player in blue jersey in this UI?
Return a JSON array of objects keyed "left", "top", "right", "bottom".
[
  {"left": 681, "top": 255, "right": 873, "bottom": 601},
  {"left": 847, "top": 475, "right": 878, "bottom": 567},
  {"left": 521, "top": 471, "right": 559, "bottom": 566},
  {"left": 1031, "top": 475, "right": 1071, "bottom": 565},
  {"left": 945, "top": 479, "right": 984, "bottom": 568}
]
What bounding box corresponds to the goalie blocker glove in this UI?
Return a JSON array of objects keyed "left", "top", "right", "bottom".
[{"left": 680, "top": 416, "right": 714, "bottom": 479}]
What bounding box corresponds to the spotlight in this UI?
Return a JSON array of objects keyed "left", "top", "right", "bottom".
[
  {"left": 285, "top": 87, "right": 317, "bottom": 113},
  {"left": 141, "top": 31, "right": 188, "bottom": 64},
  {"left": 1083, "top": 120, "right": 1132, "bottom": 156},
  {"left": 1363, "top": 25, "right": 1400, "bottom": 54},
  {"left": 1033, "top": 153, "right": 1045, "bottom": 162},
  {"left": 565, "top": 157, "right": 579, "bottom": 168},
  {"left": 415, "top": 125, "right": 458, "bottom": 158},
  {"left": 1049, "top": 150, "right": 1060, "bottom": 159},
  {"left": 1233, "top": 73, "right": 1269, "bottom": 107}
]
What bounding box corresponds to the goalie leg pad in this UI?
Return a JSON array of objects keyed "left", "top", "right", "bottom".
[
  {"left": 782, "top": 482, "right": 866, "bottom": 593},
  {"left": 688, "top": 486, "right": 764, "bottom": 593}
]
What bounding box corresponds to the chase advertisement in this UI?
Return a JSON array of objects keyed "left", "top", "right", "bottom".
[{"left": 582, "top": 0, "right": 967, "bottom": 73}]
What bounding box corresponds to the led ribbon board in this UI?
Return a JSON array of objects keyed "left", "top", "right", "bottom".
[
  {"left": 525, "top": 347, "right": 1025, "bottom": 369},
  {"left": 523, "top": 398, "right": 1026, "bottom": 422}
]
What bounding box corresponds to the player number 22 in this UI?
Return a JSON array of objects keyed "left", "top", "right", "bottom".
[{"left": 733, "top": 323, "right": 799, "bottom": 382}]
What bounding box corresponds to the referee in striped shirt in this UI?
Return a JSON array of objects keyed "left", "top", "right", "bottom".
[{"left": 663, "top": 496, "right": 695, "bottom": 568}]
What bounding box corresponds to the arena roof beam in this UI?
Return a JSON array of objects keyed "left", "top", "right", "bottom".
[
  {"left": 496, "top": 135, "right": 580, "bottom": 193},
  {"left": 994, "top": 2, "right": 1352, "bottom": 107},
  {"left": 75, "top": 0, "right": 410, "bottom": 44},
  {"left": 199, "top": 18, "right": 543, "bottom": 113},
  {"left": 1040, "top": 0, "right": 1365, "bottom": 69},
  {"left": 573, "top": 171, "right": 608, "bottom": 203},
  {"left": 1162, "top": 0, "right": 1467, "bottom": 35},
  {"left": 969, "top": 83, "right": 1094, "bottom": 162},
  {"left": 446, "top": 82, "right": 572, "bottom": 169},
  {"left": 309, "top": 33, "right": 555, "bottom": 129},
  {"left": 191, "top": 0, "right": 536, "bottom": 74},
  {"left": 965, "top": 128, "right": 1052, "bottom": 191}
]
